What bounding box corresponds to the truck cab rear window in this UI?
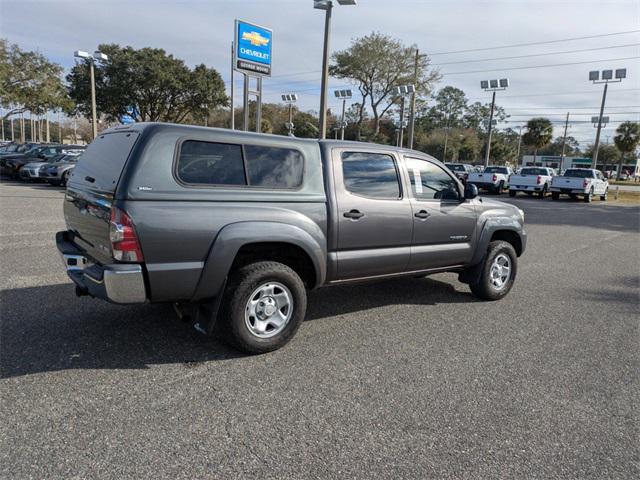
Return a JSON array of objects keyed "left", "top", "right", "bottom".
[{"left": 177, "top": 141, "right": 303, "bottom": 189}]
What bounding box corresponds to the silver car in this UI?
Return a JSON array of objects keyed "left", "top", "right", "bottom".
[
  {"left": 42, "top": 154, "right": 83, "bottom": 186},
  {"left": 21, "top": 151, "right": 83, "bottom": 182}
]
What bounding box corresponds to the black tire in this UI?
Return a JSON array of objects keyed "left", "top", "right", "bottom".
[
  {"left": 218, "top": 261, "right": 307, "bottom": 354},
  {"left": 495, "top": 181, "right": 504, "bottom": 195},
  {"left": 600, "top": 189, "right": 608, "bottom": 201},
  {"left": 508, "top": 190, "right": 516, "bottom": 197},
  {"left": 468, "top": 240, "right": 518, "bottom": 301},
  {"left": 61, "top": 171, "right": 69, "bottom": 187},
  {"left": 538, "top": 184, "right": 547, "bottom": 199},
  {"left": 583, "top": 188, "right": 593, "bottom": 203},
  {"left": 551, "top": 192, "right": 560, "bottom": 201},
  {"left": 569, "top": 193, "right": 578, "bottom": 201}
]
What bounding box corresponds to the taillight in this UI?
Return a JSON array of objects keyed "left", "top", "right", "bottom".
[
  {"left": 109, "top": 207, "right": 144, "bottom": 262},
  {"left": 583, "top": 179, "right": 589, "bottom": 188},
  {"left": 464, "top": 173, "right": 469, "bottom": 180},
  {"left": 536, "top": 175, "right": 542, "bottom": 185},
  {"left": 492, "top": 174, "right": 497, "bottom": 182}
]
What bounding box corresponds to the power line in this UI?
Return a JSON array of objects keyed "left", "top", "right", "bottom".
[
  {"left": 442, "top": 56, "right": 640, "bottom": 76},
  {"left": 434, "top": 43, "right": 640, "bottom": 66},
  {"left": 428, "top": 30, "right": 640, "bottom": 56}
]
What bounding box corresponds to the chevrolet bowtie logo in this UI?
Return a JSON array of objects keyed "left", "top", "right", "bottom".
[{"left": 242, "top": 31, "right": 269, "bottom": 47}]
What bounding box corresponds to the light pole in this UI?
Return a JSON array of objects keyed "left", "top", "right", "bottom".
[
  {"left": 74, "top": 49, "right": 108, "bottom": 139},
  {"left": 394, "top": 85, "right": 415, "bottom": 148},
  {"left": 314, "top": 0, "right": 357, "bottom": 140},
  {"left": 480, "top": 78, "right": 509, "bottom": 168},
  {"left": 334, "top": 89, "right": 352, "bottom": 140},
  {"left": 588, "top": 68, "right": 626, "bottom": 169},
  {"left": 281, "top": 93, "right": 298, "bottom": 136}
]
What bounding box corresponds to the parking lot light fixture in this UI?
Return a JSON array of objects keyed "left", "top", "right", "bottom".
[
  {"left": 480, "top": 78, "right": 509, "bottom": 168},
  {"left": 334, "top": 89, "right": 352, "bottom": 140},
  {"left": 281, "top": 93, "right": 298, "bottom": 136},
  {"left": 588, "top": 68, "right": 626, "bottom": 169},
  {"left": 74, "top": 49, "right": 108, "bottom": 139},
  {"left": 315, "top": 0, "right": 357, "bottom": 140}
]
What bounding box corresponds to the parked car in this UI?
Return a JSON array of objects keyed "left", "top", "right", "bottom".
[
  {"left": 550, "top": 168, "right": 608, "bottom": 202},
  {"left": 508, "top": 167, "right": 555, "bottom": 198},
  {"left": 43, "top": 154, "right": 82, "bottom": 186},
  {"left": 20, "top": 150, "right": 84, "bottom": 182},
  {"left": 4, "top": 144, "right": 84, "bottom": 178},
  {"left": 444, "top": 163, "right": 474, "bottom": 182},
  {"left": 467, "top": 166, "right": 513, "bottom": 194},
  {"left": 57, "top": 123, "right": 527, "bottom": 354}
]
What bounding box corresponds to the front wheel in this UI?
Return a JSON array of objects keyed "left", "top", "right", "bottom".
[
  {"left": 468, "top": 241, "right": 518, "bottom": 301},
  {"left": 219, "top": 261, "right": 307, "bottom": 354}
]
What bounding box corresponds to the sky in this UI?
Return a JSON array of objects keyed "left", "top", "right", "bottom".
[{"left": 1, "top": 0, "right": 639, "bottom": 146}]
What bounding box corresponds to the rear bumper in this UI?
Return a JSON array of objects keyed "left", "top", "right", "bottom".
[
  {"left": 510, "top": 185, "right": 543, "bottom": 192},
  {"left": 470, "top": 181, "right": 499, "bottom": 190},
  {"left": 549, "top": 187, "right": 586, "bottom": 194},
  {"left": 56, "top": 231, "right": 147, "bottom": 304}
]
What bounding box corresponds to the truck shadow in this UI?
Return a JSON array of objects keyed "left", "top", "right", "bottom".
[{"left": 0, "top": 276, "right": 473, "bottom": 379}]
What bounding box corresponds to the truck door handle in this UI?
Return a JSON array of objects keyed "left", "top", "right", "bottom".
[
  {"left": 414, "top": 210, "right": 430, "bottom": 219},
  {"left": 343, "top": 209, "right": 364, "bottom": 219},
  {"left": 84, "top": 176, "right": 95, "bottom": 183}
]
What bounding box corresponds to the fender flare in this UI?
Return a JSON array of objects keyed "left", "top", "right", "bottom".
[
  {"left": 191, "top": 221, "right": 326, "bottom": 301},
  {"left": 469, "top": 218, "right": 524, "bottom": 266}
]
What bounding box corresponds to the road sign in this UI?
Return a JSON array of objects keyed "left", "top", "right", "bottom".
[{"left": 234, "top": 20, "right": 273, "bottom": 76}]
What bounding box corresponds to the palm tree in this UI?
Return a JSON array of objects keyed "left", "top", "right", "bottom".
[
  {"left": 522, "top": 118, "right": 553, "bottom": 166},
  {"left": 613, "top": 121, "right": 640, "bottom": 180}
]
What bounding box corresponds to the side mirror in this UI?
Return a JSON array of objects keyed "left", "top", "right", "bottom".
[
  {"left": 441, "top": 188, "right": 461, "bottom": 201},
  {"left": 464, "top": 183, "right": 478, "bottom": 200}
]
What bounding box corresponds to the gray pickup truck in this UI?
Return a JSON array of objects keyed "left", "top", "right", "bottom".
[{"left": 57, "top": 123, "right": 526, "bottom": 353}]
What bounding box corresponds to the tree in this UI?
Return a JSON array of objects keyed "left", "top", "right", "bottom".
[
  {"left": 67, "top": 44, "right": 227, "bottom": 124},
  {"left": 584, "top": 143, "right": 621, "bottom": 169},
  {"left": 422, "top": 86, "right": 468, "bottom": 130},
  {"left": 538, "top": 135, "right": 581, "bottom": 156},
  {"left": 0, "top": 39, "right": 71, "bottom": 118},
  {"left": 463, "top": 101, "right": 508, "bottom": 132},
  {"left": 330, "top": 32, "right": 440, "bottom": 136},
  {"left": 613, "top": 121, "right": 640, "bottom": 179},
  {"left": 521, "top": 118, "right": 553, "bottom": 165}
]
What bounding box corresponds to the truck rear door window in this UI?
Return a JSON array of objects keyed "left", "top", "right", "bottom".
[
  {"left": 245, "top": 145, "right": 303, "bottom": 188},
  {"left": 177, "top": 141, "right": 246, "bottom": 186},
  {"left": 342, "top": 152, "right": 401, "bottom": 199}
]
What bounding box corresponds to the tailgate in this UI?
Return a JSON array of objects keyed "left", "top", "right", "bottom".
[
  {"left": 63, "top": 131, "right": 139, "bottom": 264},
  {"left": 552, "top": 177, "right": 582, "bottom": 189},
  {"left": 511, "top": 175, "right": 536, "bottom": 186}
]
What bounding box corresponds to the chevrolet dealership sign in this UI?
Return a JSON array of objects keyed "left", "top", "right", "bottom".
[{"left": 235, "top": 20, "right": 273, "bottom": 76}]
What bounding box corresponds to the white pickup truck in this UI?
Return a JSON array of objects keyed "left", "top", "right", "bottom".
[
  {"left": 509, "top": 166, "right": 556, "bottom": 198},
  {"left": 550, "top": 168, "right": 609, "bottom": 203},
  {"left": 467, "top": 166, "right": 513, "bottom": 194}
]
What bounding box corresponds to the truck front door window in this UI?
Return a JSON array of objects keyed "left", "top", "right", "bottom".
[{"left": 405, "top": 157, "right": 460, "bottom": 200}]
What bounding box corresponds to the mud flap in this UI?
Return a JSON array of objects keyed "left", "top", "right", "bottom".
[{"left": 174, "top": 278, "right": 227, "bottom": 336}]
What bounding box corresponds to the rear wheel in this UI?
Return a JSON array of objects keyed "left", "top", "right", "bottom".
[
  {"left": 218, "top": 261, "right": 307, "bottom": 354},
  {"left": 569, "top": 193, "right": 578, "bottom": 201},
  {"left": 495, "top": 181, "right": 504, "bottom": 195},
  {"left": 538, "top": 184, "right": 547, "bottom": 199},
  {"left": 468, "top": 241, "right": 518, "bottom": 301},
  {"left": 509, "top": 190, "right": 516, "bottom": 197},
  {"left": 583, "top": 188, "right": 593, "bottom": 203},
  {"left": 600, "top": 189, "right": 608, "bottom": 201},
  {"left": 551, "top": 192, "right": 560, "bottom": 201}
]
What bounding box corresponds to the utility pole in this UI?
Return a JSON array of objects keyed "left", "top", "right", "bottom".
[
  {"left": 515, "top": 125, "right": 523, "bottom": 166},
  {"left": 1, "top": 108, "right": 4, "bottom": 141},
  {"left": 480, "top": 78, "right": 509, "bottom": 168},
  {"left": 89, "top": 60, "right": 98, "bottom": 139},
  {"left": 407, "top": 48, "right": 419, "bottom": 149},
  {"left": 339, "top": 98, "right": 346, "bottom": 140},
  {"left": 317, "top": 1, "right": 332, "bottom": 139},
  {"left": 11, "top": 117, "right": 15, "bottom": 141},
  {"left": 443, "top": 111, "right": 450, "bottom": 162},
  {"left": 46, "top": 113, "right": 50, "bottom": 142},
  {"left": 230, "top": 41, "right": 235, "bottom": 130},
  {"left": 559, "top": 113, "right": 570, "bottom": 172},
  {"left": 58, "top": 110, "right": 62, "bottom": 143},
  {"left": 592, "top": 82, "right": 607, "bottom": 169}
]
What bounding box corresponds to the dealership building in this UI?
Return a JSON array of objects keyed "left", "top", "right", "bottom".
[{"left": 520, "top": 155, "right": 639, "bottom": 175}]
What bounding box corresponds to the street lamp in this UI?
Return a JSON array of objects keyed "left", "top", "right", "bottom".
[
  {"left": 74, "top": 49, "right": 109, "bottom": 139},
  {"left": 394, "top": 84, "right": 415, "bottom": 148},
  {"left": 334, "top": 89, "right": 352, "bottom": 140},
  {"left": 588, "top": 68, "right": 626, "bottom": 168},
  {"left": 314, "top": 0, "right": 357, "bottom": 140},
  {"left": 480, "top": 78, "right": 509, "bottom": 168},
  {"left": 281, "top": 93, "right": 298, "bottom": 136}
]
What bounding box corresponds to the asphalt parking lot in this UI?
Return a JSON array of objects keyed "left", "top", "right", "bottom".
[{"left": 1, "top": 181, "right": 638, "bottom": 479}]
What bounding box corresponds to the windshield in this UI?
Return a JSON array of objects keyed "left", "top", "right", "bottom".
[
  {"left": 520, "top": 168, "right": 549, "bottom": 175},
  {"left": 484, "top": 167, "right": 508, "bottom": 174},
  {"left": 1, "top": 145, "right": 19, "bottom": 152},
  {"left": 563, "top": 169, "right": 593, "bottom": 178},
  {"left": 446, "top": 164, "right": 465, "bottom": 171}
]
